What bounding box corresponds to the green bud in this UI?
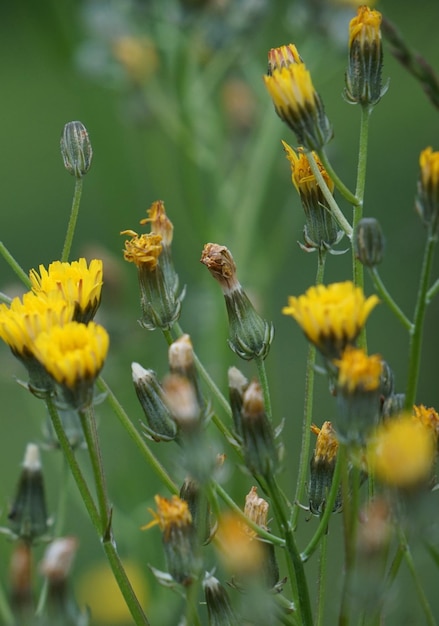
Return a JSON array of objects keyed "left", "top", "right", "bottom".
[
  {"left": 203, "top": 572, "right": 240, "bottom": 626},
  {"left": 60, "top": 121, "right": 93, "bottom": 178},
  {"left": 354, "top": 218, "right": 385, "bottom": 267},
  {"left": 132, "top": 363, "right": 178, "bottom": 442}
]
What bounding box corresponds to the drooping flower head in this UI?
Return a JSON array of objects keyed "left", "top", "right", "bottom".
[
  {"left": 32, "top": 321, "right": 109, "bottom": 409},
  {"left": 264, "top": 45, "right": 332, "bottom": 151},
  {"left": 366, "top": 414, "right": 436, "bottom": 488},
  {"left": 282, "top": 141, "right": 342, "bottom": 252},
  {"left": 29, "top": 258, "right": 103, "bottom": 323},
  {"left": 416, "top": 147, "right": 439, "bottom": 233},
  {"left": 282, "top": 281, "right": 379, "bottom": 359},
  {"left": 345, "top": 6, "right": 386, "bottom": 106}
]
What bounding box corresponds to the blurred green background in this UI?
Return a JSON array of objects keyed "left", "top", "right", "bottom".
[{"left": 1, "top": 0, "right": 439, "bottom": 624}]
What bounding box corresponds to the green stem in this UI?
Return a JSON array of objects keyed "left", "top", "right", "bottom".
[
  {"left": 0, "top": 242, "right": 31, "bottom": 288},
  {"left": 405, "top": 228, "right": 437, "bottom": 408},
  {"left": 46, "top": 397, "right": 150, "bottom": 625},
  {"left": 318, "top": 150, "right": 359, "bottom": 208},
  {"left": 0, "top": 578, "right": 14, "bottom": 626},
  {"left": 292, "top": 250, "right": 326, "bottom": 529},
  {"left": 256, "top": 356, "right": 272, "bottom": 420},
  {"left": 426, "top": 277, "right": 439, "bottom": 303},
  {"left": 266, "top": 474, "right": 313, "bottom": 626},
  {"left": 369, "top": 267, "right": 412, "bottom": 331},
  {"left": 97, "top": 377, "right": 179, "bottom": 495},
  {"left": 300, "top": 451, "right": 342, "bottom": 563},
  {"left": 316, "top": 529, "right": 328, "bottom": 626},
  {"left": 398, "top": 528, "right": 437, "bottom": 626},
  {"left": 307, "top": 154, "right": 353, "bottom": 239},
  {"left": 61, "top": 177, "right": 83, "bottom": 262}
]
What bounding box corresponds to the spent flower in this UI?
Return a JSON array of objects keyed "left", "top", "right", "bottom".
[
  {"left": 264, "top": 45, "right": 332, "bottom": 150},
  {"left": 200, "top": 243, "right": 274, "bottom": 360},
  {"left": 309, "top": 421, "right": 342, "bottom": 515}
]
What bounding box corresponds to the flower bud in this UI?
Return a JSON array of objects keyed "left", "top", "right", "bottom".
[
  {"left": 309, "top": 422, "right": 342, "bottom": 516},
  {"left": 240, "top": 381, "right": 278, "bottom": 478},
  {"left": 200, "top": 244, "right": 274, "bottom": 361},
  {"left": 180, "top": 478, "right": 210, "bottom": 544},
  {"left": 8, "top": 444, "right": 49, "bottom": 544},
  {"left": 382, "top": 393, "right": 405, "bottom": 419},
  {"left": 169, "top": 334, "right": 206, "bottom": 418},
  {"left": 203, "top": 572, "right": 240, "bottom": 626},
  {"left": 354, "top": 218, "right": 385, "bottom": 267},
  {"left": 416, "top": 147, "right": 439, "bottom": 233},
  {"left": 60, "top": 121, "right": 93, "bottom": 178},
  {"left": 228, "top": 366, "right": 249, "bottom": 439},
  {"left": 131, "top": 363, "right": 178, "bottom": 442}
]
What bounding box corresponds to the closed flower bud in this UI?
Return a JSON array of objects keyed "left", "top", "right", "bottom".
[
  {"left": 354, "top": 218, "right": 385, "bottom": 267},
  {"left": 228, "top": 366, "right": 249, "bottom": 439},
  {"left": 200, "top": 243, "right": 274, "bottom": 361},
  {"left": 344, "top": 6, "right": 388, "bottom": 107},
  {"left": 180, "top": 478, "right": 210, "bottom": 544},
  {"left": 241, "top": 381, "right": 278, "bottom": 478},
  {"left": 203, "top": 572, "right": 240, "bottom": 626},
  {"left": 309, "top": 422, "right": 342, "bottom": 516},
  {"left": 8, "top": 444, "right": 49, "bottom": 544},
  {"left": 131, "top": 363, "right": 178, "bottom": 442},
  {"left": 416, "top": 147, "right": 439, "bottom": 233},
  {"left": 60, "top": 121, "right": 93, "bottom": 178}
]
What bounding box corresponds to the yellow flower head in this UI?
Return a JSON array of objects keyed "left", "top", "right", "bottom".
[
  {"left": 121, "top": 231, "right": 162, "bottom": 269},
  {"left": 367, "top": 415, "right": 436, "bottom": 488},
  {"left": 267, "top": 44, "right": 302, "bottom": 73},
  {"left": 215, "top": 513, "right": 264, "bottom": 573},
  {"left": 416, "top": 147, "right": 439, "bottom": 231},
  {"left": 264, "top": 63, "right": 316, "bottom": 117},
  {"left": 29, "top": 258, "right": 103, "bottom": 323},
  {"left": 0, "top": 292, "right": 74, "bottom": 357},
  {"left": 311, "top": 421, "right": 339, "bottom": 464},
  {"left": 139, "top": 200, "right": 174, "bottom": 247},
  {"left": 349, "top": 5, "right": 382, "bottom": 49},
  {"left": 32, "top": 321, "right": 109, "bottom": 389},
  {"left": 142, "top": 495, "right": 192, "bottom": 541},
  {"left": 413, "top": 404, "right": 439, "bottom": 443},
  {"left": 282, "top": 141, "right": 334, "bottom": 195},
  {"left": 282, "top": 281, "right": 379, "bottom": 358},
  {"left": 335, "top": 346, "right": 382, "bottom": 393},
  {"left": 419, "top": 147, "right": 439, "bottom": 192}
]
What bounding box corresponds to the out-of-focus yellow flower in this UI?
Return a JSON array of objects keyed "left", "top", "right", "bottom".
[
  {"left": 215, "top": 513, "right": 264, "bottom": 574},
  {"left": 121, "top": 231, "right": 163, "bottom": 270},
  {"left": 143, "top": 495, "right": 192, "bottom": 540},
  {"left": 367, "top": 415, "right": 436, "bottom": 487},
  {"left": 335, "top": 346, "right": 382, "bottom": 393},
  {"left": 412, "top": 404, "right": 439, "bottom": 444},
  {"left": 0, "top": 292, "right": 74, "bottom": 358},
  {"left": 282, "top": 281, "right": 379, "bottom": 359},
  {"left": 112, "top": 35, "right": 158, "bottom": 84},
  {"left": 416, "top": 147, "right": 439, "bottom": 231},
  {"left": 33, "top": 321, "right": 109, "bottom": 390},
  {"left": 29, "top": 258, "right": 103, "bottom": 323}
]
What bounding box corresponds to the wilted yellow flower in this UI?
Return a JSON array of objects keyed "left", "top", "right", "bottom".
[
  {"left": 367, "top": 415, "right": 436, "bottom": 487},
  {"left": 348, "top": 5, "right": 382, "bottom": 49},
  {"left": 33, "top": 321, "right": 109, "bottom": 390},
  {"left": 121, "top": 231, "right": 162, "bottom": 269},
  {"left": 311, "top": 421, "right": 339, "bottom": 464},
  {"left": 335, "top": 346, "right": 382, "bottom": 393},
  {"left": 0, "top": 292, "right": 74, "bottom": 358},
  {"left": 416, "top": 147, "right": 439, "bottom": 231},
  {"left": 29, "top": 258, "right": 103, "bottom": 323},
  {"left": 412, "top": 404, "right": 439, "bottom": 443},
  {"left": 282, "top": 141, "right": 334, "bottom": 195},
  {"left": 309, "top": 421, "right": 341, "bottom": 515},
  {"left": 140, "top": 200, "right": 174, "bottom": 246},
  {"left": 142, "top": 495, "right": 192, "bottom": 540},
  {"left": 283, "top": 281, "right": 379, "bottom": 359},
  {"left": 267, "top": 43, "right": 302, "bottom": 73}
]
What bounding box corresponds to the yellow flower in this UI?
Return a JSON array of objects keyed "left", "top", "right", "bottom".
[
  {"left": 121, "top": 231, "right": 162, "bottom": 269},
  {"left": 335, "top": 346, "right": 382, "bottom": 393},
  {"left": 367, "top": 415, "right": 436, "bottom": 487},
  {"left": 416, "top": 147, "right": 439, "bottom": 231},
  {"left": 140, "top": 200, "right": 174, "bottom": 246},
  {"left": 0, "top": 292, "right": 74, "bottom": 357},
  {"left": 142, "top": 495, "right": 192, "bottom": 541},
  {"left": 29, "top": 258, "right": 103, "bottom": 323},
  {"left": 309, "top": 421, "right": 342, "bottom": 515},
  {"left": 282, "top": 281, "right": 379, "bottom": 358},
  {"left": 264, "top": 51, "right": 332, "bottom": 150},
  {"left": 282, "top": 141, "right": 334, "bottom": 195},
  {"left": 311, "top": 421, "right": 339, "bottom": 464},
  {"left": 412, "top": 404, "right": 439, "bottom": 443},
  {"left": 32, "top": 321, "right": 109, "bottom": 389},
  {"left": 348, "top": 5, "right": 382, "bottom": 49},
  {"left": 215, "top": 513, "right": 264, "bottom": 574}
]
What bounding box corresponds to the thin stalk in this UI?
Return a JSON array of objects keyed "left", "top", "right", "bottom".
[
  {"left": 61, "top": 177, "right": 83, "bottom": 262},
  {"left": 97, "top": 377, "right": 179, "bottom": 495},
  {"left": 256, "top": 356, "right": 272, "bottom": 420},
  {"left": 266, "top": 474, "right": 314, "bottom": 626},
  {"left": 369, "top": 267, "right": 412, "bottom": 331},
  {"left": 398, "top": 528, "right": 437, "bottom": 626},
  {"left": 46, "top": 397, "right": 150, "bottom": 625},
  {"left": 300, "top": 451, "right": 342, "bottom": 563},
  {"left": 0, "top": 291, "right": 12, "bottom": 304},
  {"left": 307, "top": 154, "right": 353, "bottom": 239},
  {"left": 316, "top": 529, "right": 328, "bottom": 626},
  {"left": 292, "top": 250, "right": 326, "bottom": 529},
  {"left": 0, "top": 579, "right": 14, "bottom": 626},
  {"left": 0, "top": 242, "right": 31, "bottom": 288},
  {"left": 318, "top": 150, "right": 359, "bottom": 208},
  {"left": 405, "top": 228, "right": 437, "bottom": 408},
  {"left": 426, "top": 277, "right": 439, "bottom": 303}
]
